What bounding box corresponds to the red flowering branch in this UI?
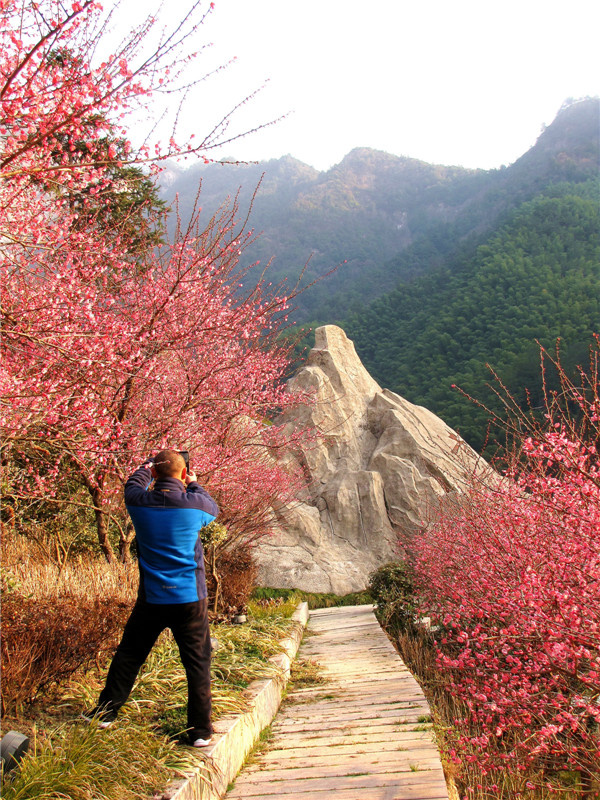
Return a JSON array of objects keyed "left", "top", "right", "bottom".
[
  {"left": 412, "top": 339, "right": 600, "bottom": 790},
  {"left": 1, "top": 0, "right": 313, "bottom": 562}
]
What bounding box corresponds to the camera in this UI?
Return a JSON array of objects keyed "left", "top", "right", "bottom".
[{"left": 178, "top": 450, "right": 190, "bottom": 471}]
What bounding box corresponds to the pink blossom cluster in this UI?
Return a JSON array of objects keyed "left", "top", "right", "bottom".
[
  {"left": 413, "top": 389, "right": 600, "bottom": 785},
  {"left": 1, "top": 0, "right": 313, "bottom": 560}
]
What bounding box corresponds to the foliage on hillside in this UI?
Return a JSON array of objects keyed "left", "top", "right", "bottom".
[
  {"left": 346, "top": 180, "right": 600, "bottom": 451},
  {"left": 162, "top": 149, "right": 491, "bottom": 320},
  {"left": 161, "top": 98, "right": 599, "bottom": 323}
]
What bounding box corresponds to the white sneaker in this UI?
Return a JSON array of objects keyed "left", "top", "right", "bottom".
[
  {"left": 80, "top": 710, "right": 115, "bottom": 729},
  {"left": 192, "top": 737, "right": 213, "bottom": 748}
]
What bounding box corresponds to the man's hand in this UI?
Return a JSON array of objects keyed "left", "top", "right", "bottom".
[{"left": 185, "top": 471, "right": 198, "bottom": 485}]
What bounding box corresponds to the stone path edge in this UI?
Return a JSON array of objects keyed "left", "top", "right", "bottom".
[{"left": 163, "top": 601, "right": 310, "bottom": 800}]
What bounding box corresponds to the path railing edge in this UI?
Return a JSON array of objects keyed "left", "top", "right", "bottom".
[{"left": 164, "top": 601, "right": 310, "bottom": 800}]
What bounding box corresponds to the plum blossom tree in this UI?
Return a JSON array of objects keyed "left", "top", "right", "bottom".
[
  {"left": 412, "top": 340, "right": 600, "bottom": 791},
  {"left": 1, "top": 0, "right": 312, "bottom": 561}
]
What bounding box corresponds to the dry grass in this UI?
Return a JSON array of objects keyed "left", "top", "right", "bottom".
[
  {"left": 1, "top": 532, "right": 304, "bottom": 798},
  {"left": 211, "top": 544, "right": 259, "bottom": 612},
  {"left": 1, "top": 719, "right": 203, "bottom": 800},
  {"left": 2, "top": 533, "right": 136, "bottom": 717},
  {"left": 1, "top": 594, "right": 130, "bottom": 716},
  {"left": 2, "top": 532, "right": 138, "bottom": 603},
  {"left": 288, "top": 658, "right": 325, "bottom": 689}
]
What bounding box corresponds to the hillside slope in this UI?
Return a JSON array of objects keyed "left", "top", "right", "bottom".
[
  {"left": 346, "top": 179, "right": 600, "bottom": 451},
  {"left": 160, "top": 98, "right": 599, "bottom": 322}
]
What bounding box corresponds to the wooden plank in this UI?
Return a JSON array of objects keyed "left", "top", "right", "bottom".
[
  {"left": 261, "top": 741, "right": 442, "bottom": 761},
  {"left": 287, "top": 693, "right": 423, "bottom": 702},
  {"left": 280, "top": 695, "right": 430, "bottom": 711},
  {"left": 262, "top": 729, "right": 436, "bottom": 750},
  {"left": 228, "top": 786, "right": 449, "bottom": 800},
  {"left": 273, "top": 707, "right": 433, "bottom": 726},
  {"left": 228, "top": 767, "right": 448, "bottom": 796},
  {"left": 287, "top": 684, "right": 426, "bottom": 698},
  {"left": 241, "top": 760, "right": 445, "bottom": 782},
  {"left": 288, "top": 678, "right": 416, "bottom": 695},
  {"left": 310, "top": 665, "right": 409, "bottom": 675},
  {"left": 247, "top": 750, "right": 444, "bottom": 773},
  {"left": 279, "top": 698, "right": 429, "bottom": 715},
  {"left": 272, "top": 721, "right": 434, "bottom": 737},
  {"left": 284, "top": 699, "right": 430, "bottom": 714}
]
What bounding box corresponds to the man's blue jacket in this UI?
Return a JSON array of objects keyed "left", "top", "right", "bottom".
[{"left": 124, "top": 466, "right": 219, "bottom": 604}]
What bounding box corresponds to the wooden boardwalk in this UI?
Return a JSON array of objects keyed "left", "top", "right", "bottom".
[{"left": 226, "top": 604, "right": 449, "bottom": 800}]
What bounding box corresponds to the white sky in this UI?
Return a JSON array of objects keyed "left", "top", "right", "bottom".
[{"left": 118, "top": 0, "right": 600, "bottom": 172}]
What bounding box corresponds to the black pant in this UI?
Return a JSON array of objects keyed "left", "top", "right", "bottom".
[{"left": 98, "top": 598, "right": 212, "bottom": 740}]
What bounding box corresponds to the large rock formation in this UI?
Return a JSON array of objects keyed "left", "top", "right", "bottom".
[{"left": 257, "top": 325, "right": 493, "bottom": 594}]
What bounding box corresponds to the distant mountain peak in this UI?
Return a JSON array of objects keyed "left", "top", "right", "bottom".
[{"left": 509, "top": 96, "right": 599, "bottom": 183}]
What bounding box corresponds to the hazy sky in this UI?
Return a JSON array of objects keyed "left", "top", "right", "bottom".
[{"left": 120, "top": 0, "right": 599, "bottom": 172}]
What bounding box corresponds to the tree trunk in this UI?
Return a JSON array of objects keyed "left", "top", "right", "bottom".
[
  {"left": 211, "top": 548, "right": 221, "bottom": 613},
  {"left": 119, "top": 520, "right": 135, "bottom": 563},
  {"left": 91, "top": 488, "right": 115, "bottom": 563}
]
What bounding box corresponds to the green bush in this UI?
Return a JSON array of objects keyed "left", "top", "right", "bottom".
[{"left": 368, "top": 562, "right": 418, "bottom": 634}]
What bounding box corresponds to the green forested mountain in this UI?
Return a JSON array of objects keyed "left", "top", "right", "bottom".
[
  {"left": 161, "top": 98, "right": 599, "bottom": 323},
  {"left": 346, "top": 180, "right": 600, "bottom": 451},
  {"left": 161, "top": 98, "right": 599, "bottom": 450},
  {"left": 161, "top": 150, "right": 488, "bottom": 319}
]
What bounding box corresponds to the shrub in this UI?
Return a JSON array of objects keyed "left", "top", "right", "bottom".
[
  {"left": 368, "top": 562, "right": 418, "bottom": 634},
  {"left": 412, "top": 339, "right": 600, "bottom": 790},
  {"left": 210, "top": 542, "right": 259, "bottom": 614},
  {"left": 1, "top": 594, "right": 130, "bottom": 716}
]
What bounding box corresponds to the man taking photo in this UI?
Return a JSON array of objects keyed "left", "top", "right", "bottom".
[{"left": 84, "top": 449, "right": 218, "bottom": 747}]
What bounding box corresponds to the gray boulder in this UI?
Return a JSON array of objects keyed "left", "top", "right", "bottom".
[{"left": 257, "top": 325, "right": 493, "bottom": 594}]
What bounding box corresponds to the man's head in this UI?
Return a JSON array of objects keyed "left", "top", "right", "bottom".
[{"left": 152, "top": 449, "right": 186, "bottom": 480}]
